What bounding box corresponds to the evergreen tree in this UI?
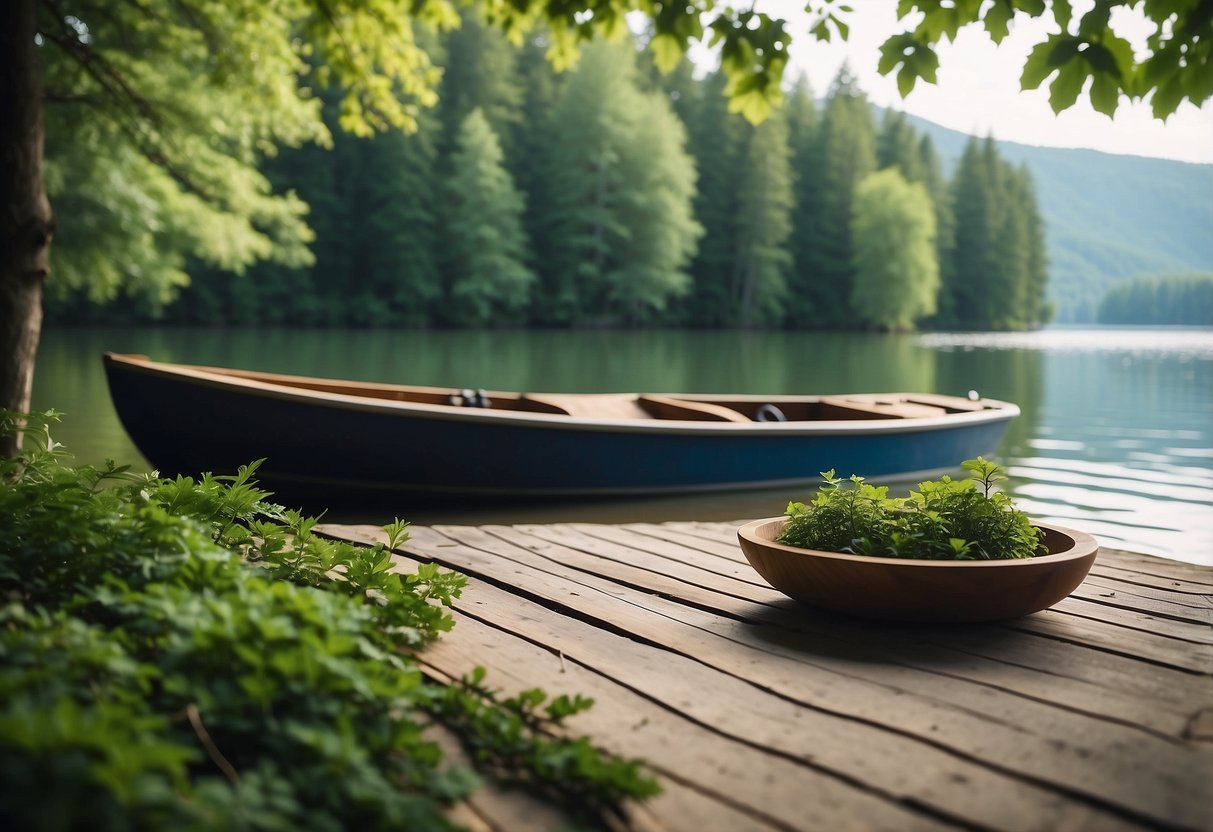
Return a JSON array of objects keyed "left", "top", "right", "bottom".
[
  {"left": 437, "top": 5, "right": 524, "bottom": 160},
  {"left": 783, "top": 74, "right": 823, "bottom": 326},
  {"left": 946, "top": 136, "right": 995, "bottom": 328},
  {"left": 918, "top": 134, "right": 956, "bottom": 326},
  {"left": 876, "top": 110, "right": 925, "bottom": 183},
  {"left": 344, "top": 122, "right": 444, "bottom": 326},
  {"left": 1098, "top": 274, "right": 1213, "bottom": 324},
  {"left": 850, "top": 169, "right": 939, "bottom": 331},
  {"left": 510, "top": 32, "right": 562, "bottom": 285},
  {"left": 948, "top": 136, "right": 1049, "bottom": 330},
  {"left": 981, "top": 137, "right": 1026, "bottom": 329},
  {"left": 732, "top": 116, "right": 795, "bottom": 327},
  {"left": 793, "top": 65, "right": 876, "bottom": 328},
  {"left": 678, "top": 69, "right": 746, "bottom": 326},
  {"left": 610, "top": 91, "right": 702, "bottom": 322},
  {"left": 1017, "top": 164, "right": 1051, "bottom": 326},
  {"left": 539, "top": 41, "right": 700, "bottom": 325},
  {"left": 442, "top": 109, "right": 535, "bottom": 325}
]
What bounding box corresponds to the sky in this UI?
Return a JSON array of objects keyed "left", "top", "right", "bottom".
[{"left": 750, "top": 3, "right": 1213, "bottom": 164}]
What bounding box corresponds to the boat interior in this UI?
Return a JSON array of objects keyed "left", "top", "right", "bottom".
[{"left": 162, "top": 358, "right": 994, "bottom": 423}]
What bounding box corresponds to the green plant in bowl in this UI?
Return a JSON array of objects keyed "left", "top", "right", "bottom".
[{"left": 777, "top": 458, "right": 1044, "bottom": 561}]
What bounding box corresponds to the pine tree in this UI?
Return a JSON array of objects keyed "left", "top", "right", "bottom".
[
  {"left": 610, "top": 91, "right": 701, "bottom": 322},
  {"left": 510, "top": 32, "right": 562, "bottom": 289},
  {"left": 732, "top": 116, "right": 795, "bottom": 327},
  {"left": 918, "top": 135, "right": 957, "bottom": 327},
  {"left": 948, "top": 136, "right": 1049, "bottom": 330},
  {"left": 876, "top": 110, "right": 925, "bottom": 182},
  {"left": 793, "top": 65, "right": 876, "bottom": 328},
  {"left": 437, "top": 6, "right": 524, "bottom": 161},
  {"left": 678, "top": 69, "right": 746, "bottom": 326},
  {"left": 345, "top": 122, "right": 443, "bottom": 326},
  {"left": 850, "top": 168, "right": 939, "bottom": 331},
  {"left": 442, "top": 109, "right": 535, "bottom": 325},
  {"left": 783, "top": 74, "right": 823, "bottom": 326},
  {"left": 946, "top": 136, "right": 994, "bottom": 328},
  {"left": 1017, "top": 164, "right": 1051, "bottom": 326},
  {"left": 539, "top": 41, "right": 700, "bottom": 325}
]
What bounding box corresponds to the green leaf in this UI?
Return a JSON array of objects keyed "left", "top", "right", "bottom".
[
  {"left": 1083, "top": 42, "right": 1119, "bottom": 76},
  {"left": 984, "top": 1, "right": 1014, "bottom": 43},
  {"left": 649, "top": 33, "right": 684, "bottom": 74},
  {"left": 1054, "top": 0, "right": 1073, "bottom": 30},
  {"left": 727, "top": 88, "right": 773, "bottom": 124},
  {"left": 1048, "top": 58, "right": 1088, "bottom": 113},
  {"left": 878, "top": 34, "right": 914, "bottom": 75},
  {"left": 1021, "top": 40, "right": 1058, "bottom": 89},
  {"left": 1089, "top": 71, "right": 1121, "bottom": 115},
  {"left": 1078, "top": 2, "right": 1112, "bottom": 36},
  {"left": 1151, "top": 74, "right": 1186, "bottom": 118}
]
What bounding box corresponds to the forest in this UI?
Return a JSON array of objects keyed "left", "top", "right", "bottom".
[
  {"left": 45, "top": 11, "right": 1051, "bottom": 333},
  {"left": 1097, "top": 274, "right": 1213, "bottom": 325}
]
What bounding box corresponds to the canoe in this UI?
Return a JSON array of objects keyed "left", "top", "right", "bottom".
[{"left": 103, "top": 352, "right": 1020, "bottom": 502}]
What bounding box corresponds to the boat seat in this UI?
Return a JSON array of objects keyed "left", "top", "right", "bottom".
[
  {"left": 519, "top": 393, "right": 653, "bottom": 420},
  {"left": 518, "top": 392, "right": 751, "bottom": 422},
  {"left": 901, "top": 393, "right": 990, "bottom": 413},
  {"left": 818, "top": 396, "right": 948, "bottom": 420},
  {"left": 637, "top": 395, "right": 752, "bottom": 423}
]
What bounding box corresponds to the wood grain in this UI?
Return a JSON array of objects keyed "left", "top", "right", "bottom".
[{"left": 317, "top": 520, "right": 1213, "bottom": 832}]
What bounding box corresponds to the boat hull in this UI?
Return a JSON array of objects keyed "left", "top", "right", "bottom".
[{"left": 104, "top": 356, "right": 1017, "bottom": 502}]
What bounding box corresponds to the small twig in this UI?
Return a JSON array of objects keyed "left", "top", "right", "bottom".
[
  {"left": 558, "top": 651, "right": 566, "bottom": 673},
  {"left": 186, "top": 703, "right": 240, "bottom": 784}
]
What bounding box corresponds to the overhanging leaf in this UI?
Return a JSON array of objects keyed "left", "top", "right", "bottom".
[
  {"left": 649, "top": 33, "right": 683, "bottom": 74},
  {"left": 1020, "top": 40, "right": 1057, "bottom": 89},
  {"left": 1048, "top": 60, "right": 1088, "bottom": 113},
  {"left": 1089, "top": 71, "right": 1120, "bottom": 116},
  {"left": 984, "top": 0, "right": 1014, "bottom": 43}
]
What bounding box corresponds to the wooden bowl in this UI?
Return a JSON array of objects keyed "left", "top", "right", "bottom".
[{"left": 736, "top": 517, "right": 1098, "bottom": 622}]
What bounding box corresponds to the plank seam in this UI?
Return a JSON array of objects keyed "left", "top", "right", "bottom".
[
  {"left": 445, "top": 597, "right": 1189, "bottom": 832},
  {"left": 436, "top": 605, "right": 982, "bottom": 832},
  {"left": 1002, "top": 622, "right": 1213, "bottom": 675}
]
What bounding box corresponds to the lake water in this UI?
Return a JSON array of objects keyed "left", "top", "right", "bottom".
[{"left": 31, "top": 325, "right": 1213, "bottom": 565}]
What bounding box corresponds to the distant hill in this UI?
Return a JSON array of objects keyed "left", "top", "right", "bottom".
[{"left": 900, "top": 114, "right": 1213, "bottom": 322}]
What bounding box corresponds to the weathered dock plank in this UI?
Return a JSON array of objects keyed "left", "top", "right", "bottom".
[{"left": 319, "top": 520, "right": 1213, "bottom": 832}]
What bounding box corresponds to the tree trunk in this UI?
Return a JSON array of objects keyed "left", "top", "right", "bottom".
[{"left": 0, "top": 0, "right": 52, "bottom": 455}]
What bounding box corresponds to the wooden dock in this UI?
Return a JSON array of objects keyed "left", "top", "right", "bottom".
[{"left": 319, "top": 520, "right": 1213, "bottom": 831}]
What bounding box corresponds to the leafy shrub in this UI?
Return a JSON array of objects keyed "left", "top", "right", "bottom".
[
  {"left": 0, "top": 412, "right": 657, "bottom": 830},
  {"left": 777, "top": 458, "right": 1044, "bottom": 560}
]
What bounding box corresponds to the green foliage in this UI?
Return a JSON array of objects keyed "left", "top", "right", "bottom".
[
  {"left": 540, "top": 41, "right": 701, "bottom": 325},
  {"left": 1097, "top": 273, "right": 1213, "bottom": 325},
  {"left": 678, "top": 68, "right": 748, "bottom": 326},
  {"left": 0, "top": 411, "right": 658, "bottom": 829},
  {"left": 730, "top": 115, "right": 794, "bottom": 327},
  {"left": 876, "top": 110, "right": 926, "bottom": 183},
  {"left": 437, "top": 6, "right": 525, "bottom": 159},
  {"left": 430, "top": 668, "right": 660, "bottom": 818},
  {"left": 850, "top": 168, "right": 939, "bottom": 331},
  {"left": 888, "top": 0, "right": 1211, "bottom": 118},
  {"left": 443, "top": 109, "right": 535, "bottom": 325},
  {"left": 29, "top": 0, "right": 1206, "bottom": 326},
  {"left": 944, "top": 136, "right": 1050, "bottom": 330},
  {"left": 790, "top": 65, "right": 877, "bottom": 328},
  {"left": 45, "top": 30, "right": 1062, "bottom": 333},
  {"left": 778, "top": 458, "right": 1044, "bottom": 561}
]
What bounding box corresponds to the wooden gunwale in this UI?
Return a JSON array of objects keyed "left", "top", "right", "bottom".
[
  {"left": 103, "top": 352, "right": 1019, "bottom": 436},
  {"left": 318, "top": 519, "right": 1213, "bottom": 832}
]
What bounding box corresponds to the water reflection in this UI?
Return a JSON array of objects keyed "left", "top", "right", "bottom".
[
  {"left": 925, "top": 328, "right": 1212, "bottom": 565},
  {"left": 30, "top": 325, "right": 1211, "bottom": 564}
]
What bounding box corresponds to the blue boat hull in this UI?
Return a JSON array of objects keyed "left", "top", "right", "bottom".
[{"left": 104, "top": 355, "right": 1016, "bottom": 502}]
